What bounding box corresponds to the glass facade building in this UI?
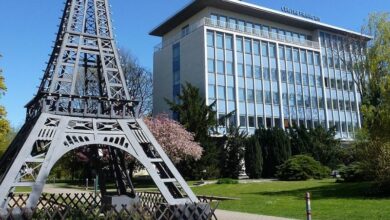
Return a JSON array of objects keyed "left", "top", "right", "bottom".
[{"left": 151, "top": 0, "right": 370, "bottom": 140}]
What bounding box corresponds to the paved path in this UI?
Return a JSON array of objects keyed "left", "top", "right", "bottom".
[{"left": 216, "top": 210, "right": 294, "bottom": 220}]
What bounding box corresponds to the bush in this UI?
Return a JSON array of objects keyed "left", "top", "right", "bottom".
[
  {"left": 257, "top": 127, "right": 291, "bottom": 177},
  {"left": 245, "top": 136, "right": 263, "bottom": 179},
  {"left": 276, "top": 155, "right": 330, "bottom": 181},
  {"left": 338, "top": 162, "right": 367, "bottom": 182},
  {"left": 217, "top": 178, "right": 239, "bottom": 184}
]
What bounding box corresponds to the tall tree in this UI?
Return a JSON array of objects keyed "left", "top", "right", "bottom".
[
  {"left": 0, "top": 54, "right": 11, "bottom": 157},
  {"left": 245, "top": 135, "right": 263, "bottom": 179},
  {"left": 360, "top": 13, "right": 390, "bottom": 141},
  {"left": 349, "top": 13, "right": 390, "bottom": 188},
  {"left": 220, "top": 126, "right": 247, "bottom": 179},
  {"left": 166, "top": 82, "right": 216, "bottom": 143},
  {"left": 120, "top": 49, "right": 153, "bottom": 117},
  {"left": 257, "top": 127, "right": 291, "bottom": 178}
]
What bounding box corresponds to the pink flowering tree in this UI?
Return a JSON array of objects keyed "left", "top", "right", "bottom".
[{"left": 144, "top": 114, "right": 203, "bottom": 164}]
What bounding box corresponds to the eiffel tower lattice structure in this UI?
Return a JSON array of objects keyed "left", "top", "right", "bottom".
[{"left": 0, "top": 0, "right": 198, "bottom": 210}]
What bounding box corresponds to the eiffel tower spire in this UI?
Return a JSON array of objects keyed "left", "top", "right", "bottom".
[
  {"left": 0, "top": 0, "right": 199, "bottom": 211},
  {"left": 27, "top": 0, "right": 133, "bottom": 121}
]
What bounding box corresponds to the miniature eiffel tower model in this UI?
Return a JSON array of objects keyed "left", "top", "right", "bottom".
[{"left": 0, "top": 0, "right": 198, "bottom": 209}]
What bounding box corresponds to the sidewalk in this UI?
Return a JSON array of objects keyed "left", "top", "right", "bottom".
[{"left": 216, "top": 210, "right": 294, "bottom": 220}]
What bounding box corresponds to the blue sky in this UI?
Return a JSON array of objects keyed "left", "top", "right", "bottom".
[{"left": 0, "top": 0, "right": 389, "bottom": 127}]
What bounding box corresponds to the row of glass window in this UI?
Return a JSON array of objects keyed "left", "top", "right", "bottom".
[
  {"left": 229, "top": 114, "right": 358, "bottom": 134},
  {"left": 324, "top": 77, "right": 355, "bottom": 92},
  {"left": 210, "top": 13, "right": 311, "bottom": 42}
]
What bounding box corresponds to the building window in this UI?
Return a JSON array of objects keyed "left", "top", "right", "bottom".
[
  {"left": 239, "top": 88, "right": 245, "bottom": 102},
  {"left": 253, "top": 41, "right": 260, "bottom": 55},
  {"left": 248, "top": 116, "right": 255, "bottom": 127},
  {"left": 226, "top": 35, "right": 233, "bottom": 50},
  {"left": 273, "top": 92, "right": 279, "bottom": 105},
  {"left": 245, "top": 39, "right": 252, "bottom": 54},
  {"left": 181, "top": 25, "right": 190, "bottom": 37},
  {"left": 288, "top": 71, "right": 294, "bottom": 84},
  {"left": 208, "top": 59, "right": 214, "bottom": 73},
  {"left": 237, "top": 64, "right": 244, "bottom": 77},
  {"left": 226, "top": 62, "right": 234, "bottom": 75},
  {"left": 281, "top": 70, "right": 287, "bottom": 82},
  {"left": 236, "top": 37, "right": 243, "bottom": 52},
  {"left": 257, "top": 117, "right": 264, "bottom": 128},
  {"left": 256, "top": 90, "right": 263, "bottom": 104},
  {"left": 261, "top": 42, "right": 268, "bottom": 57},
  {"left": 255, "top": 66, "right": 261, "bottom": 79},
  {"left": 265, "top": 91, "right": 272, "bottom": 104},
  {"left": 271, "top": 68, "right": 278, "bottom": 81},
  {"left": 207, "top": 31, "right": 214, "bottom": 47},
  {"left": 246, "top": 65, "right": 253, "bottom": 78},
  {"left": 240, "top": 115, "right": 247, "bottom": 127},
  {"left": 217, "top": 60, "right": 224, "bottom": 74},
  {"left": 227, "top": 87, "right": 235, "bottom": 100},
  {"left": 263, "top": 67, "right": 270, "bottom": 80},
  {"left": 208, "top": 85, "right": 216, "bottom": 99},
  {"left": 286, "top": 47, "right": 292, "bottom": 61},
  {"left": 218, "top": 86, "right": 226, "bottom": 100},
  {"left": 279, "top": 46, "right": 285, "bottom": 60},
  {"left": 247, "top": 89, "right": 254, "bottom": 103},
  {"left": 216, "top": 33, "right": 224, "bottom": 49},
  {"left": 266, "top": 117, "right": 272, "bottom": 128},
  {"left": 269, "top": 44, "right": 276, "bottom": 58},
  {"left": 293, "top": 49, "right": 299, "bottom": 62}
]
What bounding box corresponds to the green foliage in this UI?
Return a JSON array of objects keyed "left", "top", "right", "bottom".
[
  {"left": 166, "top": 83, "right": 219, "bottom": 179},
  {"left": 276, "top": 155, "right": 330, "bottom": 181},
  {"left": 216, "top": 178, "right": 238, "bottom": 184},
  {"left": 256, "top": 127, "right": 291, "bottom": 178},
  {"left": 245, "top": 136, "right": 263, "bottom": 179},
  {"left": 220, "top": 127, "right": 246, "bottom": 179},
  {"left": 289, "top": 124, "right": 341, "bottom": 169},
  {"left": 0, "top": 54, "right": 12, "bottom": 158},
  {"left": 338, "top": 162, "right": 366, "bottom": 182},
  {"left": 346, "top": 13, "right": 390, "bottom": 187},
  {"left": 166, "top": 82, "right": 216, "bottom": 143}
]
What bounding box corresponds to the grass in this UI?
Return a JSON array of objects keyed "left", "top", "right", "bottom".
[{"left": 192, "top": 179, "right": 390, "bottom": 220}]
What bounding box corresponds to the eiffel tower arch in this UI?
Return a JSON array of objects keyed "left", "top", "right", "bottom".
[{"left": 0, "top": 0, "right": 198, "bottom": 210}]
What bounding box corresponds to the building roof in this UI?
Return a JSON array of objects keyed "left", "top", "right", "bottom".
[{"left": 149, "top": 0, "right": 372, "bottom": 40}]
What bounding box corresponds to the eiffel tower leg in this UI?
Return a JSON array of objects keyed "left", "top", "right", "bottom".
[{"left": 0, "top": 113, "right": 64, "bottom": 209}]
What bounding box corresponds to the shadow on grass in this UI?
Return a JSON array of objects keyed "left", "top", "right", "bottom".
[{"left": 249, "top": 181, "right": 388, "bottom": 200}]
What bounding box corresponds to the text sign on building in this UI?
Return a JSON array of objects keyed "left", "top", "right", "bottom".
[{"left": 281, "top": 6, "right": 320, "bottom": 22}]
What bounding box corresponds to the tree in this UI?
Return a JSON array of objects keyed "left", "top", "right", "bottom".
[
  {"left": 245, "top": 135, "right": 263, "bottom": 179},
  {"left": 257, "top": 127, "right": 291, "bottom": 178},
  {"left": 166, "top": 83, "right": 219, "bottom": 179},
  {"left": 144, "top": 114, "right": 203, "bottom": 164},
  {"left": 309, "top": 126, "right": 341, "bottom": 169},
  {"left": 0, "top": 54, "right": 11, "bottom": 158},
  {"left": 120, "top": 49, "right": 153, "bottom": 117},
  {"left": 341, "top": 13, "right": 390, "bottom": 190},
  {"left": 220, "top": 127, "right": 247, "bottom": 179},
  {"left": 359, "top": 13, "right": 390, "bottom": 141},
  {"left": 166, "top": 83, "right": 216, "bottom": 143}
]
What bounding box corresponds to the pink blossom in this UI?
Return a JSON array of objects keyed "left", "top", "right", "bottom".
[{"left": 144, "top": 114, "right": 203, "bottom": 164}]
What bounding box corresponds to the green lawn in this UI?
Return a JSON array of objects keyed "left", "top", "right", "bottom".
[{"left": 192, "top": 179, "right": 390, "bottom": 220}]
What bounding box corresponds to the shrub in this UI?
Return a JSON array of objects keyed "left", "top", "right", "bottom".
[
  {"left": 245, "top": 136, "right": 263, "bottom": 179},
  {"left": 338, "top": 162, "right": 367, "bottom": 182},
  {"left": 257, "top": 127, "right": 291, "bottom": 177},
  {"left": 217, "top": 178, "right": 239, "bottom": 184},
  {"left": 276, "top": 155, "right": 330, "bottom": 181}
]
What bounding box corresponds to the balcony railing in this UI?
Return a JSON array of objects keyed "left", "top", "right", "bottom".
[
  {"left": 204, "top": 18, "right": 320, "bottom": 49},
  {"left": 154, "top": 18, "right": 320, "bottom": 52}
]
